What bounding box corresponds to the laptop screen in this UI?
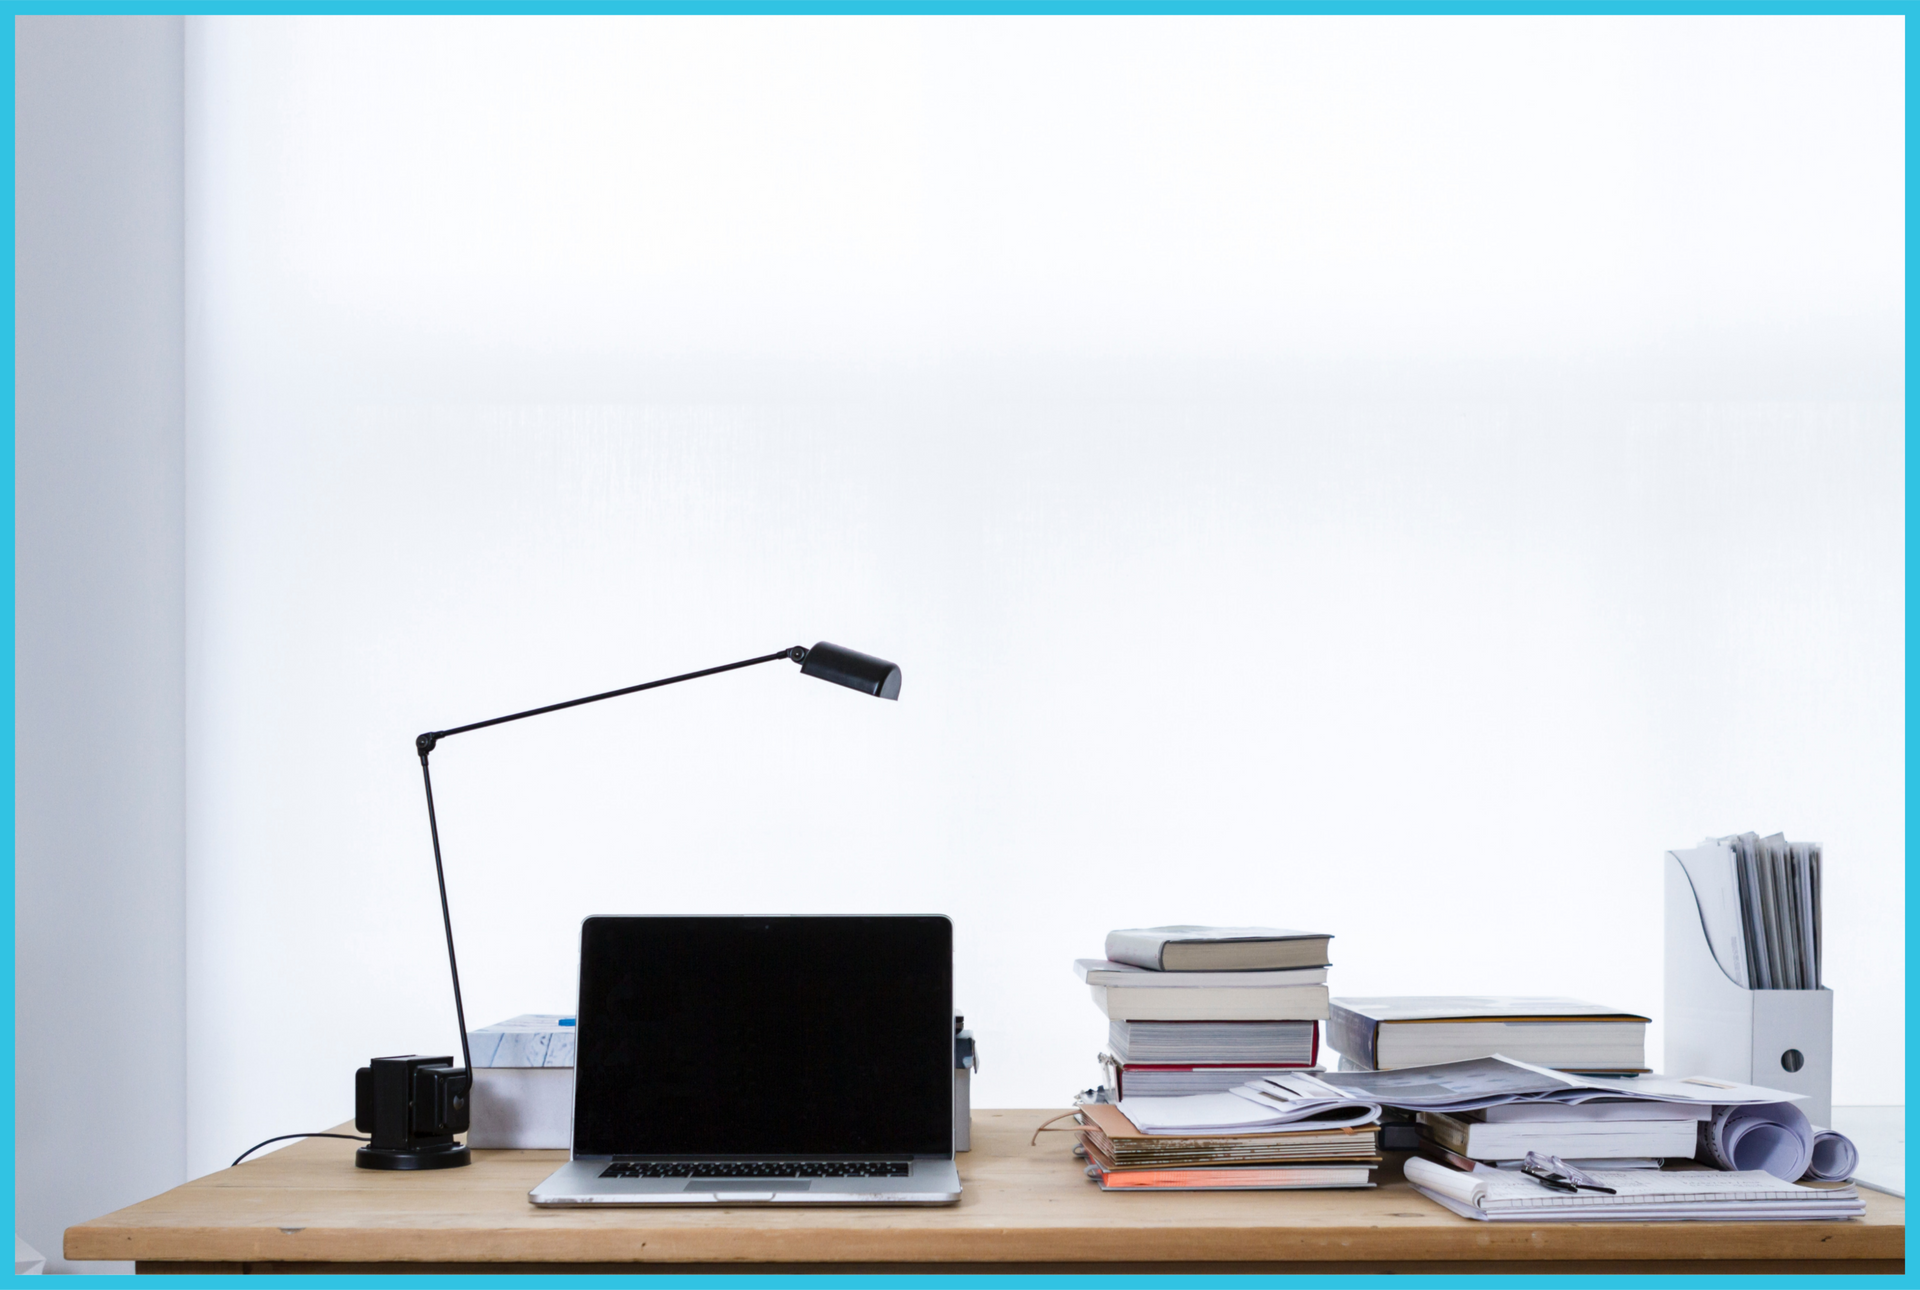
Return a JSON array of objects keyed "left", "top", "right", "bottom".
[{"left": 572, "top": 915, "right": 953, "bottom": 1158}]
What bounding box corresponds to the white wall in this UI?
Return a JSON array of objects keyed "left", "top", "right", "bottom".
[
  {"left": 15, "top": 16, "right": 186, "bottom": 1272},
  {"left": 184, "top": 16, "right": 1902, "bottom": 1180}
]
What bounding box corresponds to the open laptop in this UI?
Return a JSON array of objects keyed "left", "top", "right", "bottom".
[{"left": 529, "top": 914, "right": 962, "bottom": 1206}]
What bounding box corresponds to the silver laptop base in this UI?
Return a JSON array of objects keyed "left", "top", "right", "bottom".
[{"left": 530, "top": 1157, "right": 961, "bottom": 1206}]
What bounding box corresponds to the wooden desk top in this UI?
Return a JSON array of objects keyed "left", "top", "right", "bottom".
[{"left": 69, "top": 1110, "right": 1904, "bottom": 1273}]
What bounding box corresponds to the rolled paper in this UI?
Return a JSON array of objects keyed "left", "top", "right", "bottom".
[
  {"left": 1805, "top": 1130, "right": 1860, "bottom": 1182},
  {"left": 1697, "top": 1102, "right": 1814, "bottom": 1182}
]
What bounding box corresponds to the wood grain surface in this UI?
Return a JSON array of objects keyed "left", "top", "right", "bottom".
[{"left": 67, "top": 1109, "right": 1903, "bottom": 1269}]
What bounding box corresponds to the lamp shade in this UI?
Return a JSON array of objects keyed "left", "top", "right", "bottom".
[{"left": 800, "top": 641, "right": 901, "bottom": 700}]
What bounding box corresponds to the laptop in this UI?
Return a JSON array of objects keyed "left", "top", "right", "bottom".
[{"left": 529, "top": 914, "right": 962, "bottom": 1206}]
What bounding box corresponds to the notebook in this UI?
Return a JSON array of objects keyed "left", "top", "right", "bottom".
[{"left": 1404, "top": 1157, "right": 1864, "bottom": 1222}]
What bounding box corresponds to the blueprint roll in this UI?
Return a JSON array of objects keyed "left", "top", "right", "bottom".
[
  {"left": 1806, "top": 1129, "right": 1860, "bottom": 1182},
  {"left": 1697, "top": 1101, "right": 1813, "bottom": 1182}
]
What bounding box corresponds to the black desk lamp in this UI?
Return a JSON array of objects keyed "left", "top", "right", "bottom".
[{"left": 354, "top": 641, "right": 902, "bottom": 1170}]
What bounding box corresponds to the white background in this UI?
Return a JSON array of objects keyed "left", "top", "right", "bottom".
[{"left": 183, "top": 16, "right": 1902, "bottom": 1180}]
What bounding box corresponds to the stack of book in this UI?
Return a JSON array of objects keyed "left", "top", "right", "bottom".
[
  {"left": 1074, "top": 1101, "right": 1378, "bottom": 1191},
  {"left": 1078, "top": 925, "right": 1333, "bottom": 1098}
]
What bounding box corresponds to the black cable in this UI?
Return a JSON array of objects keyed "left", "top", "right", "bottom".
[{"left": 232, "top": 1132, "right": 369, "bottom": 1168}]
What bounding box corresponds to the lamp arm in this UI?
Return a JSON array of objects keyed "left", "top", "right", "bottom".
[
  {"left": 412, "top": 644, "right": 810, "bottom": 1074},
  {"left": 416, "top": 754, "right": 471, "bottom": 1074},
  {"left": 414, "top": 645, "right": 808, "bottom": 757}
]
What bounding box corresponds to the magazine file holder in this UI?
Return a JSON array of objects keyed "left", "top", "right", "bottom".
[{"left": 1664, "top": 850, "right": 1833, "bottom": 1125}]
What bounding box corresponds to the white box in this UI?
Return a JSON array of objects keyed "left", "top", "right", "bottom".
[
  {"left": 467, "top": 1015, "right": 576, "bottom": 1150},
  {"left": 1664, "top": 853, "right": 1832, "bottom": 1124},
  {"left": 471, "top": 1067, "right": 574, "bottom": 1150}
]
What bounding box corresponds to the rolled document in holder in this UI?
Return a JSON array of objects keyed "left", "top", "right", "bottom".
[{"left": 1664, "top": 848, "right": 1833, "bottom": 1123}]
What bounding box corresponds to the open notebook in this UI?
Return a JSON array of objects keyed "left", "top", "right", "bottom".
[{"left": 1404, "top": 1157, "right": 1863, "bottom": 1222}]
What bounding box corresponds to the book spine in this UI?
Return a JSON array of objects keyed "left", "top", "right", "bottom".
[
  {"left": 1420, "top": 1115, "right": 1471, "bottom": 1153},
  {"left": 1325, "top": 1001, "right": 1376, "bottom": 1068}
]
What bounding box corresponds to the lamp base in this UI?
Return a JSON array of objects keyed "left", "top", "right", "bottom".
[{"left": 355, "top": 1142, "right": 471, "bottom": 1171}]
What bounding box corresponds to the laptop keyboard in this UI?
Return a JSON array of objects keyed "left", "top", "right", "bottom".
[{"left": 599, "top": 1160, "right": 911, "bottom": 1180}]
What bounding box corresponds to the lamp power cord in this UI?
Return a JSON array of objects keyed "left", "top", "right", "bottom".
[{"left": 232, "top": 1132, "right": 370, "bottom": 1168}]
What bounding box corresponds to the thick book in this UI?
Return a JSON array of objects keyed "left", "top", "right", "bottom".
[
  {"left": 1326, "top": 997, "right": 1649, "bottom": 1071},
  {"left": 1105, "top": 926, "right": 1333, "bottom": 972},
  {"left": 1075, "top": 959, "right": 1327, "bottom": 988},
  {"left": 1416, "top": 1111, "right": 1698, "bottom": 1161},
  {"left": 1098, "top": 1054, "right": 1317, "bottom": 1098},
  {"left": 1091, "top": 983, "right": 1330, "bottom": 1022},
  {"left": 1109, "top": 1019, "right": 1318, "bottom": 1065}
]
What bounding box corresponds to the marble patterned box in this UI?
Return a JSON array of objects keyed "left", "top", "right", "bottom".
[{"left": 467, "top": 1014, "right": 574, "bottom": 1150}]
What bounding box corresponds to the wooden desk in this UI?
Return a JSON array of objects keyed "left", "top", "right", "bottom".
[{"left": 68, "top": 1110, "right": 1904, "bottom": 1274}]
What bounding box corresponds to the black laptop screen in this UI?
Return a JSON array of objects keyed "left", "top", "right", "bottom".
[{"left": 572, "top": 915, "right": 953, "bottom": 1158}]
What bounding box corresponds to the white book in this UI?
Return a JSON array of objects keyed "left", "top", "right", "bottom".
[
  {"left": 1091, "top": 983, "right": 1330, "bottom": 1022},
  {"left": 1105, "top": 926, "right": 1332, "bottom": 972},
  {"left": 1109, "top": 1019, "right": 1318, "bottom": 1064},
  {"left": 1418, "top": 1111, "right": 1699, "bottom": 1161},
  {"left": 1075, "top": 959, "right": 1328, "bottom": 988},
  {"left": 1328, "top": 997, "right": 1648, "bottom": 1072}
]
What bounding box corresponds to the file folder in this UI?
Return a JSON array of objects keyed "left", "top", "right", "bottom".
[{"left": 1664, "top": 849, "right": 1832, "bottom": 1124}]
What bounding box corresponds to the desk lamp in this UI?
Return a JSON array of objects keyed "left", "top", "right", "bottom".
[{"left": 354, "top": 641, "right": 902, "bottom": 1170}]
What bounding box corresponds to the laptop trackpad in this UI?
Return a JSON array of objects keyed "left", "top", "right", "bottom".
[{"left": 689, "top": 1180, "right": 813, "bottom": 1192}]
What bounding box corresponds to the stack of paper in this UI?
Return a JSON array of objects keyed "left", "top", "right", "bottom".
[
  {"left": 1117, "top": 1072, "right": 1380, "bottom": 1135},
  {"left": 1404, "top": 1156, "right": 1864, "bottom": 1222},
  {"left": 1304, "top": 1056, "right": 1801, "bottom": 1116},
  {"left": 1074, "top": 1101, "right": 1379, "bottom": 1191},
  {"left": 1672, "top": 832, "right": 1822, "bottom": 990}
]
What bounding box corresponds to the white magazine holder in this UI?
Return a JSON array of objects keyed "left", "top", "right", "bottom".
[{"left": 1664, "top": 848, "right": 1832, "bottom": 1125}]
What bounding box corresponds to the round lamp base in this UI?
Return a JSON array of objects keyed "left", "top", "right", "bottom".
[{"left": 355, "top": 1142, "right": 471, "bottom": 1170}]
